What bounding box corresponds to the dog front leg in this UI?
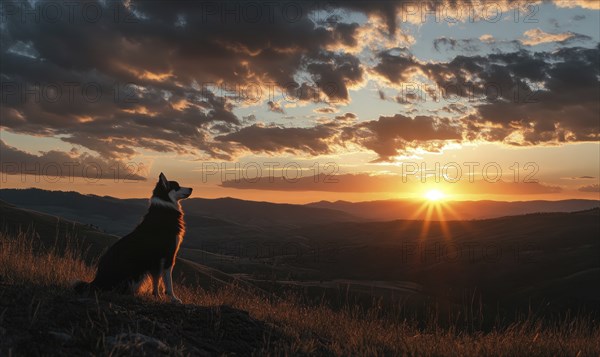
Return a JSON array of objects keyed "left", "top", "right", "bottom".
[
  {"left": 152, "top": 259, "right": 165, "bottom": 298},
  {"left": 163, "top": 266, "right": 181, "bottom": 303},
  {"left": 151, "top": 274, "right": 161, "bottom": 297}
]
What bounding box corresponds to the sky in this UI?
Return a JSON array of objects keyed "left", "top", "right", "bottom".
[{"left": 0, "top": 0, "right": 599, "bottom": 203}]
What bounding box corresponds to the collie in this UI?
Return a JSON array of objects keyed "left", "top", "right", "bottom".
[{"left": 74, "top": 172, "right": 192, "bottom": 303}]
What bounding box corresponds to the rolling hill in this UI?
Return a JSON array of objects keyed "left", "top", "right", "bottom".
[
  {"left": 0, "top": 189, "right": 360, "bottom": 235},
  {"left": 2, "top": 191, "right": 599, "bottom": 315},
  {"left": 307, "top": 198, "right": 600, "bottom": 221},
  {"left": 0, "top": 199, "right": 255, "bottom": 292}
]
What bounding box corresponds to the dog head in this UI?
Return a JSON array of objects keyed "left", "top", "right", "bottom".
[{"left": 151, "top": 172, "right": 193, "bottom": 208}]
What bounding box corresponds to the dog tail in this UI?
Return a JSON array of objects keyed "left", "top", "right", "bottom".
[{"left": 73, "top": 280, "right": 91, "bottom": 294}]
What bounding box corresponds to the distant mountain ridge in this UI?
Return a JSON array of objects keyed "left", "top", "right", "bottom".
[
  {"left": 307, "top": 198, "right": 600, "bottom": 221},
  {"left": 0, "top": 188, "right": 360, "bottom": 234},
  {"left": 1, "top": 189, "right": 598, "bottom": 235}
]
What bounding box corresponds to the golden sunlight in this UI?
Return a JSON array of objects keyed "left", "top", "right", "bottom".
[{"left": 424, "top": 189, "right": 446, "bottom": 202}]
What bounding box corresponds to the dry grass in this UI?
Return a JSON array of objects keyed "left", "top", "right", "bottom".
[
  {"left": 177, "top": 285, "right": 600, "bottom": 356},
  {"left": 1, "top": 230, "right": 599, "bottom": 356},
  {"left": 0, "top": 229, "right": 94, "bottom": 286}
]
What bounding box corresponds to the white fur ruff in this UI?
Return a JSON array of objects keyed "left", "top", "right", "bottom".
[{"left": 150, "top": 196, "right": 180, "bottom": 211}]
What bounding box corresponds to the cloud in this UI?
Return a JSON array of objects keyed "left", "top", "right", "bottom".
[
  {"left": 314, "top": 107, "right": 338, "bottom": 114},
  {"left": 440, "top": 104, "right": 468, "bottom": 115},
  {"left": 221, "top": 173, "right": 403, "bottom": 192},
  {"left": 0, "top": 48, "right": 241, "bottom": 160},
  {"left": 562, "top": 176, "right": 596, "bottom": 180},
  {"left": 372, "top": 48, "right": 420, "bottom": 84},
  {"left": 433, "top": 37, "right": 479, "bottom": 52},
  {"left": 470, "top": 46, "right": 600, "bottom": 144},
  {"left": 220, "top": 173, "right": 562, "bottom": 195},
  {"left": 578, "top": 184, "right": 600, "bottom": 193},
  {"left": 348, "top": 114, "right": 463, "bottom": 161},
  {"left": 520, "top": 28, "right": 591, "bottom": 46},
  {"left": 305, "top": 52, "right": 364, "bottom": 102},
  {"left": 554, "top": 0, "right": 600, "bottom": 10},
  {"left": 335, "top": 112, "right": 357, "bottom": 122},
  {"left": 374, "top": 46, "right": 600, "bottom": 147},
  {"left": 0, "top": 0, "right": 369, "bottom": 159},
  {"left": 215, "top": 123, "right": 338, "bottom": 156},
  {"left": 479, "top": 34, "right": 495, "bottom": 43},
  {"left": 0, "top": 0, "right": 598, "bottom": 164},
  {"left": 267, "top": 101, "right": 285, "bottom": 114},
  {"left": 0, "top": 140, "right": 146, "bottom": 180},
  {"left": 216, "top": 113, "right": 462, "bottom": 162}
]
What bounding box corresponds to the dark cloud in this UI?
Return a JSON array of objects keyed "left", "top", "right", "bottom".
[
  {"left": 373, "top": 48, "right": 419, "bottom": 84},
  {"left": 215, "top": 123, "right": 338, "bottom": 156},
  {"left": 306, "top": 52, "right": 364, "bottom": 102},
  {"left": 267, "top": 101, "right": 285, "bottom": 114},
  {"left": 373, "top": 45, "right": 600, "bottom": 146},
  {"left": 562, "top": 176, "right": 597, "bottom": 180},
  {"left": 334, "top": 113, "right": 357, "bottom": 122},
  {"left": 472, "top": 46, "right": 599, "bottom": 144},
  {"left": 216, "top": 113, "right": 462, "bottom": 161},
  {"left": 0, "top": 140, "right": 146, "bottom": 180},
  {"left": 0, "top": 0, "right": 598, "bottom": 163},
  {"left": 0, "top": 44, "right": 240, "bottom": 159},
  {"left": 347, "top": 114, "right": 463, "bottom": 161},
  {"left": 314, "top": 1, "right": 404, "bottom": 35},
  {"left": 221, "top": 173, "right": 562, "bottom": 195},
  {"left": 441, "top": 104, "right": 468, "bottom": 115},
  {"left": 0, "top": 0, "right": 368, "bottom": 159},
  {"left": 221, "top": 173, "right": 406, "bottom": 192},
  {"left": 433, "top": 37, "right": 479, "bottom": 52}
]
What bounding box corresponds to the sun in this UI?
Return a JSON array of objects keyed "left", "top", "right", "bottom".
[{"left": 424, "top": 189, "right": 446, "bottom": 202}]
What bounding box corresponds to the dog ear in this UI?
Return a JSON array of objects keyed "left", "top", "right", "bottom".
[{"left": 159, "top": 172, "right": 168, "bottom": 188}]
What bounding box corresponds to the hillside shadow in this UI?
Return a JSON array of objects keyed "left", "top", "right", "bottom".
[{"left": 0, "top": 283, "right": 284, "bottom": 356}]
